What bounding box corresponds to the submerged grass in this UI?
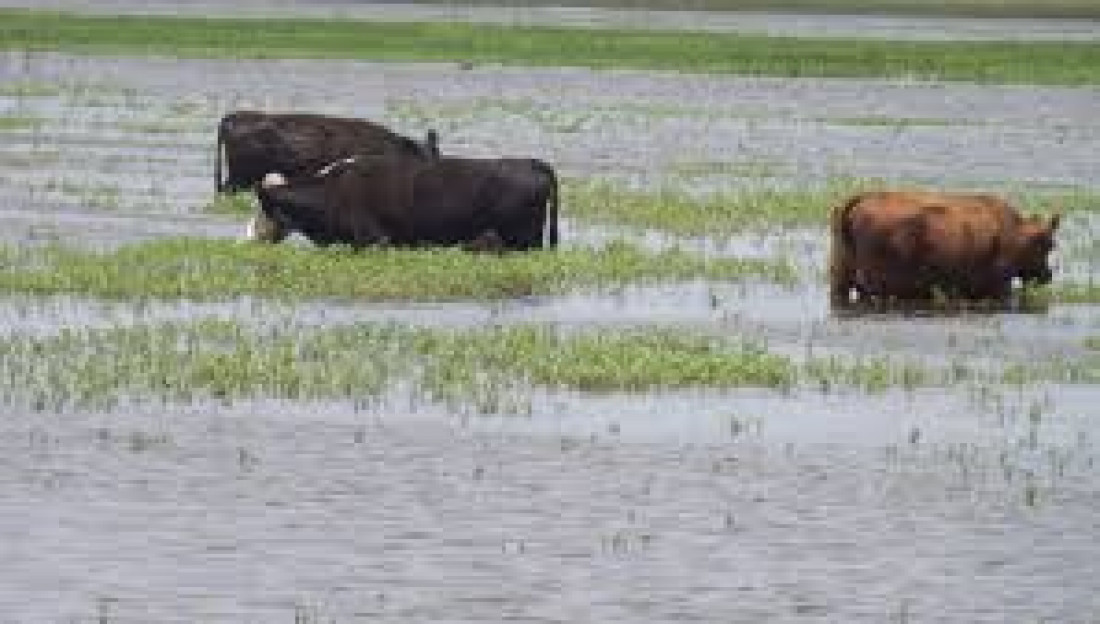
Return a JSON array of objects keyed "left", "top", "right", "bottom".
[
  {"left": 0, "top": 114, "right": 43, "bottom": 131},
  {"left": 0, "top": 237, "right": 797, "bottom": 301},
  {"left": 3, "top": 318, "right": 1092, "bottom": 412},
  {"left": 0, "top": 321, "right": 797, "bottom": 411},
  {"left": 3, "top": 10, "right": 1100, "bottom": 85}
]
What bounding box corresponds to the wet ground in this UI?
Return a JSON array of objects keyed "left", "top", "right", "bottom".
[{"left": 1, "top": 40, "right": 1099, "bottom": 623}]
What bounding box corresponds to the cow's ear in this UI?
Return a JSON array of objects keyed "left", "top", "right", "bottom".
[{"left": 1048, "top": 212, "right": 1062, "bottom": 231}]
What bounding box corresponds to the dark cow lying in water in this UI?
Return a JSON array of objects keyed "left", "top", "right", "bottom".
[
  {"left": 215, "top": 111, "right": 439, "bottom": 192},
  {"left": 829, "top": 190, "right": 1060, "bottom": 304},
  {"left": 248, "top": 154, "right": 559, "bottom": 251}
]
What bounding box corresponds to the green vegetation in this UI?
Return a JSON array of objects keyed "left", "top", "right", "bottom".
[
  {"left": 3, "top": 10, "right": 1100, "bottom": 84},
  {"left": 0, "top": 321, "right": 797, "bottom": 411},
  {"left": 813, "top": 115, "right": 971, "bottom": 128},
  {"left": 567, "top": 179, "right": 1095, "bottom": 235},
  {"left": 4, "top": 317, "right": 1093, "bottom": 412},
  {"left": 405, "top": 0, "right": 1100, "bottom": 19},
  {"left": 35, "top": 180, "right": 122, "bottom": 210},
  {"left": 114, "top": 120, "right": 196, "bottom": 135},
  {"left": 0, "top": 81, "right": 60, "bottom": 97},
  {"left": 0, "top": 114, "right": 43, "bottom": 131},
  {"left": 1053, "top": 281, "right": 1100, "bottom": 305},
  {"left": 0, "top": 237, "right": 797, "bottom": 301},
  {"left": 566, "top": 179, "right": 855, "bottom": 233},
  {"left": 204, "top": 192, "right": 255, "bottom": 215}
]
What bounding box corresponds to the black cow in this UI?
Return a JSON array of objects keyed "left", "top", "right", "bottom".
[
  {"left": 248, "top": 154, "right": 559, "bottom": 251},
  {"left": 215, "top": 111, "right": 439, "bottom": 192}
]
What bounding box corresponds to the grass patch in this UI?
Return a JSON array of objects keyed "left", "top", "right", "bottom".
[
  {"left": 204, "top": 192, "right": 256, "bottom": 215},
  {"left": 35, "top": 180, "right": 121, "bottom": 210},
  {"left": 0, "top": 114, "right": 43, "bottom": 131},
  {"left": 0, "top": 80, "right": 61, "bottom": 97},
  {"left": 4, "top": 318, "right": 1092, "bottom": 412},
  {"left": 115, "top": 120, "right": 197, "bottom": 135},
  {"left": 3, "top": 10, "right": 1100, "bottom": 85},
  {"left": 813, "top": 115, "right": 974, "bottom": 128},
  {"left": 1052, "top": 281, "right": 1100, "bottom": 305},
  {"left": 0, "top": 237, "right": 797, "bottom": 301},
  {"left": 0, "top": 321, "right": 798, "bottom": 411},
  {"left": 398, "top": 0, "right": 1100, "bottom": 19},
  {"left": 566, "top": 179, "right": 1100, "bottom": 235},
  {"left": 666, "top": 159, "right": 789, "bottom": 179},
  {"left": 566, "top": 179, "right": 856, "bottom": 233}
]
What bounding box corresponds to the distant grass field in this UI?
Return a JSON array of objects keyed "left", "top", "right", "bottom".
[
  {"left": 406, "top": 0, "right": 1100, "bottom": 19},
  {"left": 2, "top": 10, "right": 1100, "bottom": 85}
]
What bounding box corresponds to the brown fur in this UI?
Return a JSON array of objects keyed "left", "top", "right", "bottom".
[{"left": 829, "top": 190, "right": 1060, "bottom": 304}]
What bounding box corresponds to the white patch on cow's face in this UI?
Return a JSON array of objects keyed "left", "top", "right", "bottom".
[
  {"left": 316, "top": 156, "right": 357, "bottom": 177},
  {"left": 262, "top": 172, "right": 287, "bottom": 189}
]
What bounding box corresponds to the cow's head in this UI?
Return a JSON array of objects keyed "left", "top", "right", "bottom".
[{"left": 1012, "top": 212, "right": 1061, "bottom": 285}]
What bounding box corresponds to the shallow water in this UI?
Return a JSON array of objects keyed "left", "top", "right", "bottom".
[
  {"left": 3, "top": 392, "right": 1098, "bottom": 622},
  {"left": 0, "top": 38, "right": 1098, "bottom": 624}
]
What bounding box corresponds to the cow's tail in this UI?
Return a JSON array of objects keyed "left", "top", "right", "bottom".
[
  {"left": 829, "top": 193, "right": 864, "bottom": 304},
  {"left": 541, "top": 161, "right": 559, "bottom": 248},
  {"left": 215, "top": 118, "right": 226, "bottom": 193}
]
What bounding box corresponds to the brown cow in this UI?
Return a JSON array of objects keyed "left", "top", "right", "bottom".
[{"left": 829, "top": 190, "right": 1060, "bottom": 304}]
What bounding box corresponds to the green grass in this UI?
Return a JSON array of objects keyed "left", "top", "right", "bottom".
[
  {"left": 566, "top": 179, "right": 1097, "bottom": 235},
  {"left": 0, "top": 80, "right": 61, "bottom": 97},
  {"left": 4, "top": 10, "right": 1100, "bottom": 84},
  {"left": 204, "top": 192, "right": 256, "bottom": 215},
  {"left": 0, "top": 237, "right": 797, "bottom": 301},
  {"left": 813, "top": 115, "right": 973, "bottom": 128},
  {"left": 566, "top": 179, "right": 859, "bottom": 233},
  {"left": 0, "top": 321, "right": 798, "bottom": 411},
  {"left": 0, "top": 114, "right": 43, "bottom": 131},
  {"left": 4, "top": 317, "right": 1093, "bottom": 412},
  {"left": 400, "top": 0, "right": 1100, "bottom": 19},
  {"left": 1052, "top": 281, "right": 1100, "bottom": 305}
]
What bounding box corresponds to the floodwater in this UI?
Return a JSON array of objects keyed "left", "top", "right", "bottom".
[{"left": 0, "top": 34, "right": 1099, "bottom": 624}]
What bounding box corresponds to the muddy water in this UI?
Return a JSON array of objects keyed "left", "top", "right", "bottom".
[{"left": 0, "top": 47, "right": 1099, "bottom": 622}]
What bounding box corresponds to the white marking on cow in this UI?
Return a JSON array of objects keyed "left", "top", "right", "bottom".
[
  {"left": 242, "top": 214, "right": 259, "bottom": 242},
  {"left": 262, "top": 172, "right": 287, "bottom": 188},
  {"left": 316, "top": 156, "right": 357, "bottom": 177},
  {"left": 219, "top": 140, "right": 228, "bottom": 188}
]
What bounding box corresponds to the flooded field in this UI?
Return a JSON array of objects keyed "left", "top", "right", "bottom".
[{"left": 1, "top": 40, "right": 1099, "bottom": 623}]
